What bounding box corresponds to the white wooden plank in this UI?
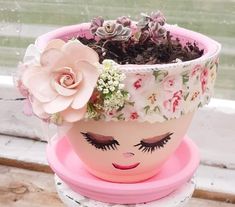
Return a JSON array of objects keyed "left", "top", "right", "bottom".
[
  {"left": 0, "top": 134, "right": 234, "bottom": 199},
  {"left": 196, "top": 165, "right": 235, "bottom": 196},
  {"left": 188, "top": 99, "right": 235, "bottom": 169},
  {"left": 0, "top": 75, "right": 47, "bottom": 140},
  {"left": 0, "top": 135, "right": 47, "bottom": 165}
]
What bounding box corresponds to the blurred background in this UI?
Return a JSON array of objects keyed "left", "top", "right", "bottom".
[{"left": 0, "top": 0, "right": 234, "bottom": 99}]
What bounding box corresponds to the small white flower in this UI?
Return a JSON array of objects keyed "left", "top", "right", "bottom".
[
  {"left": 100, "top": 73, "right": 107, "bottom": 79},
  {"left": 95, "top": 59, "right": 130, "bottom": 113},
  {"left": 103, "top": 88, "right": 109, "bottom": 94},
  {"left": 113, "top": 80, "right": 119, "bottom": 86},
  {"left": 118, "top": 84, "right": 125, "bottom": 89},
  {"left": 110, "top": 86, "right": 115, "bottom": 92},
  {"left": 97, "top": 86, "right": 103, "bottom": 91},
  {"left": 108, "top": 80, "right": 113, "bottom": 85},
  {"left": 98, "top": 79, "right": 105, "bottom": 85}
]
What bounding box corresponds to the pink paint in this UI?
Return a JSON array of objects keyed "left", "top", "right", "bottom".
[
  {"left": 47, "top": 136, "right": 199, "bottom": 204},
  {"left": 123, "top": 152, "right": 135, "bottom": 158}
]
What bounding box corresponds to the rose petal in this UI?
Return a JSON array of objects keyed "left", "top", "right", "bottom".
[
  {"left": 71, "top": 61, "right": 99, "bottom": 109},
  {"left": 23, "top": 70, "right": 58, "bottom": 103},
  {"left": 21, "top": 65, "right": 40, "bottom": 88},
  {"left": 60, "top": 106, "right": 87, "bottom": 122},
  {"left": 23, "top": 98, "right": 33, "bottom": 116},
  {"left": 45, "top": 39, "right": 65, "bottom": 51},
  {"left": 23, "top": 44, "right": 41, "bottom": 64},
  {"left": 66, "top": 71, "right": 83, "bottom": 89},
  {"left": 31, "top": 98, "right": 49, "bottom": 119},
  {"left": 40, "top": 48, "right": 71, "bottom": 70},
  {"left": 43, "top": 95, "right": 73, "bottom": 114},
  {"left": 62, "top": 41, "right": 99, "bottom": 64},
  {"left": 53, "top": 81, "right": 77, "bottom": 96}
]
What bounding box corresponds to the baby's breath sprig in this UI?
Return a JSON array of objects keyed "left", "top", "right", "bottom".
[{"left": 87, "top": 60, "right": 130, "bottom": 119}]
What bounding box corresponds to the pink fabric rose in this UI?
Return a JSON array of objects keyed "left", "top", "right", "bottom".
[{"left": 22, "top": 39, "right": 100, "bottom": 123}]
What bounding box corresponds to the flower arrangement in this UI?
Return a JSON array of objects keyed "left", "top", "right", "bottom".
[{"left": 15, "top": 11, "right": 218, "bottom": 126}]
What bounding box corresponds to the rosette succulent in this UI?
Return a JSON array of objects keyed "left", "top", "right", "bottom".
[
  {"left": 116, "top": 16, "right": 132, "bottom": 27},
  {"left": 137, "top": 11, "right": 167, "bottom": 43},
  {"left": 90, "top": 16, "right": 132, "bottom": 41},
  {"left": 90, "top": 16, "right": 104, "bottom": 35},
  {"left": 96, "top": 21, "right": 131, "bottom": 41}
]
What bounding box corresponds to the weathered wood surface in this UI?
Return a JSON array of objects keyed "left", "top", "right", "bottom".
[
  {"left": 0, "top": 165, "right": 235, "bottom": 207},
  {"left": 0, "top": 165, "right": 63, "bottom": 207},
  {"left": 0, "top": 134, "right": 235, "bottom": 203}
]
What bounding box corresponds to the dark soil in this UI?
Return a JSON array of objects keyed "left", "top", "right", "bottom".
[{"left": 77, "top": 31, "right": 204, "bottom": 65}]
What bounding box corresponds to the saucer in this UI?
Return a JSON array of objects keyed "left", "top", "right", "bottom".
[
  {"left": 55, "top": 175, "right": 196, "bottom": 207},
  {"left": 47, "top": 136, "right": 199, "bottom": 204}
]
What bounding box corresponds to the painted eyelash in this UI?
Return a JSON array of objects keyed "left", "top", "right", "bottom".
[
  {"left": 81, "top": 132, "right": 120, "bottom": 151},
  {"left": 134, "top": 132, "right": 173, "bottom": 153}
]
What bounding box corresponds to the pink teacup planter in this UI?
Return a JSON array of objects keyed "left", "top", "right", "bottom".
[{"left": 15, "top": 11, "right": 221, "bottom": 183}]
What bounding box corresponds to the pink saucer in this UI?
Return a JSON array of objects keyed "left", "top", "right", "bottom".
[{"left": 47, "top": 136, "right": 199, "bottom": 204}]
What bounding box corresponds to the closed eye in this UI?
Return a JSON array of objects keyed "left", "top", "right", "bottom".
[
  {"left": 81, "top": 132, "right": 120, "bottom": 151},
  {"left": 134, "top": 132, "right": 173, "bottom": 153}
]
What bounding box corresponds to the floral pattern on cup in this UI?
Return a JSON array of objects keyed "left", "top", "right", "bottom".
[
  {"left": 90, "top": 56, "right": 219, "bottom": 123},
  {"left": 16, "top": 40, "right": 219, "bottom": 124}
]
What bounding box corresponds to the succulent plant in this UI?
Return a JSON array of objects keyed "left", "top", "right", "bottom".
[
  {"left": 95, "top": 21, "right": 132, "bottom": 41},
  {"left": 136, "top": 13, "right": 151, "bottom": 29},
  {"left": 89, "top": 11, "right": 167, "bottom": 44},
  {"left": 136, "top": 11, "right": 167, "bottom": 43},
  {"left": 150, "top": 11, "right": 166, "bottom": 26},
  {"left": 148, "top": 21, "right": 167, "bottom": 42},
  {"left": 90, "top": 16, "right": 104, "bottom": 35},
  {"left": 116, "top": 16, "right": 132, "bottom": 27}
]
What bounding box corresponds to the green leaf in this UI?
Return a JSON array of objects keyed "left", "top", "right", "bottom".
[
  {"left": 116, "top": 113, "right": 125, "bottom": 120},
  {"left": 198, "top": 102, "right": 203, "bottom": 108},
  {"left": 163, "top": 115, "right": 168, "bottom": 120},
  {"left": 205, "top": 61, "right": 210, "bottom": 68},
  {"left": 184, "top": 92, "right": 190, "bottom": 101},
  {"left": 153, "top": 70, "right": 168, "bottom": 82},
  {"left": 127, "top": 101, "right": 135, "bottom": 106},
  {"left": 182, "top": 73, "right": 189, "bottom": 85},
  {"left": 153, "top": 105, "right": 160, "bottom": 113},
  {"left": 144, "top": 105, "right": 150, "bottom": 114}
]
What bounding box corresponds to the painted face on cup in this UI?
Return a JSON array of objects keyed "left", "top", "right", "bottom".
[
  {"left": 80, "top": 131, "right": 173, "bottom": 171},
  {"left": 67, "top": 112, "right": 194, "bottom": 182}
]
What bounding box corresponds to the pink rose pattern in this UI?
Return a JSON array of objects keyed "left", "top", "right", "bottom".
[
  {"left": 200, "top": 68, "right": 209, "bottom": 94},
  {"left": 163, "top": 90, "right": 183, "bottom": 113},
  {"left": 112, "top": 57, "right": 219, "bottom": 122}
]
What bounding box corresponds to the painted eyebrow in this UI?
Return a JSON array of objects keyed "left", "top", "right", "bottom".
[
  {"left": 84, "top": 132, "right": 115, "bottom": 143},
  {"left": 142, "top": 132, "right": 173, "bottom": 144}
]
